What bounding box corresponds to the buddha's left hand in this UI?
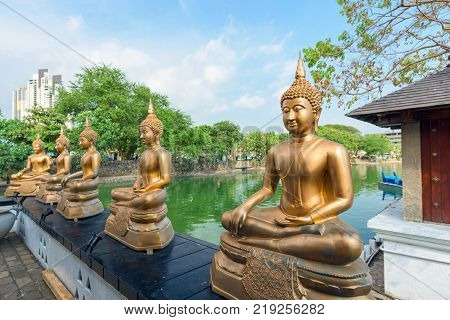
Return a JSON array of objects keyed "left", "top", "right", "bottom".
[{"left": 275, "top": 215, "right": 313, "bottom": 227}]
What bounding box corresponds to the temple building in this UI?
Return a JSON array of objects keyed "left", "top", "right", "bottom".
[{"left": 347, "top": 60, "right": 450, "bottom": 299}]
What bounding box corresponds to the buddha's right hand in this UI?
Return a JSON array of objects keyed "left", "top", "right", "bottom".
[{"left": 231, "top": 207, "right": 248, "bottom": 235}]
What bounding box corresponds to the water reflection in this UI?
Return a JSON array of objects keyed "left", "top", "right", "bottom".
[{"left": 97, "top": 164, "right": 402, "bottom": 245}]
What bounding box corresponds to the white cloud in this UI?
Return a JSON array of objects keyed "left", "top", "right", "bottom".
[
  {"left": 233, "top": 94, "right": 265, "bottom": 109},
  {"left": 257, "top": 32, "right": 293, "bottom": 55},
  {"left": 67, "top": 15, "right": 83, "bottom": 31},
  {"left": 88, "top": 41, "right": 155, "bottom": 71},
  {"left": 144, "top": 37, "right": 237, "bottom": 115}
]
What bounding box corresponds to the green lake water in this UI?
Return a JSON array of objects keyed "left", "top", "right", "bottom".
[
  {"left": 1, "top": 164, "right": 401, "bottom": 245},
  {"left": 98, "top": 164, "right": 402, "bottom": 245}
]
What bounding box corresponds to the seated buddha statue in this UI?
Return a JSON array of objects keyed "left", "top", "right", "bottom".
[
  {"left": 36, "top": 128, "right": 72, "bottom": 204},
  {"left": 211, "top": 55, "right": 372, "bottom": 300},
  {"left": 5, "top": 134, "right": 52, "bottom": 197},
  {"left": 56, "top": 118, "right": 104, "bottom": 221},
  {"left": 104, "top": 99, "right": 174, "bottom": 254}
]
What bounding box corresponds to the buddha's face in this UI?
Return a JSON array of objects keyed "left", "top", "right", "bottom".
[
  {"left": 56, "top": 141, "right": 65, "bottom": 153},
  {"left": 282, "top": 97, "right": 320, "bottom": 135},
  {"left": 32, "top": 143, "right": 43, "bottom": 154},
  {"left": 79, "top": 137, "right": 91, "bottom": 150},
  {"left": 140, "top": 126, "right": 157, "bottom": 146}
]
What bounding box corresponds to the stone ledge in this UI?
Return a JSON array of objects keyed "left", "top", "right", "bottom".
[
  {"left": 368, "top": 199, "right": 450, "bottom": 299},
  {"left": 368, "top": 199, "right": 450, "bottom": 251},
  {"left": 12, "top": 197, "right": 221, "bottom": 300}
]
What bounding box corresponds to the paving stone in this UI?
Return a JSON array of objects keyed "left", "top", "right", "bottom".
[
  {"left": 22, "top": 282, "right": 38, "bottom": 292},
  {"left": 22, "top": 291, "right": 43, "bottom": 300},
  {"left": 5, "top": 256, "right": 17, "bottom": 262},
  {"left": 3, "top": 252, "right": 16, "bottom": 258},
  {"left": 12, "top": 270, "right": 30, "bottom": 278},
  {"left": 21, "top": 259, "right": 35, "bottom": 266},
  {"left": 15, "top": 276, "right": 32, "bottom": 288},
  {"left": 0, "top": 276, "right": 13, "bottom": 285},
  {"left": 6, "top": 260, "right": 20, "bottom": 267},
  {"left": 0, "top": 283, "right": 18, "bottom": 296},
  {"left": 26, "top": 263, "right": 41, "bottom": 270},
  {"left": 9, "top": 265, "right": 26, "bottom": 272},
  {"left": 0, "top": 233, "right": 55, "bottom": 300}
]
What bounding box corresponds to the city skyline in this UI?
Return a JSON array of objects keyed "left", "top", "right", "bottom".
[
  {"left": 12, "top": 68, "right": 63, "bottom": 120},
  {"left": 0, "top": 0, "right": 388, "bottom": 133}
]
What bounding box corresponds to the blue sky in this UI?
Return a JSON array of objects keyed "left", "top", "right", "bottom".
[{"left": 0, "top": 0, "right": 385, "bottom": 133}]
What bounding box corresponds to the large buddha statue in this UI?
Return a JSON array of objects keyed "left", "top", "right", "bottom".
[
  {"left": 5, "top": 134, "right": 52, "bottom": 197},
  {"left": 56, "top": 118, "right": 104, "bottom": 221},
  {"left": 104, "top": 99, "right": 174, "bottom": 254},
  {"left": 36, "top": 128, "right": 72, "bottom": 204},
  {"left": 211, "top": 55, "right": 372, "bottom": 300}
]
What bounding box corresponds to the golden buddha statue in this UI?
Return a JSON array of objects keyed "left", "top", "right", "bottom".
[
  {"left": 211, "top": 54, "right": 372, "bottom": 300},
  {"left": 104, "top": 99, "right": 174, "bottom": 254},
  {"left": 36, "top": 128, "right": 72, "bottom": 204},
  {"left": 5, "top": 134, "right": 52, "bottom": 197},
  {"left": 56, "top": 118, "right": 104, "bottom": 221}
]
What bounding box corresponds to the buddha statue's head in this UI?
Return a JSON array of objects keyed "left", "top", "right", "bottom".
[
  {"left": 140, "top": 98, "right": 163, "bottom": 146},
  {"left": 79, "top": 117, "right": 98, "bottom": 150},
  {"left": 31, "top": 134, "right": 45, "bottom": 154},
  {"left": 280, "top": 53, "right": 322, "bottom": 135},
  {"left": 55, "top": 127, "right": 70, "bottom": 153}
]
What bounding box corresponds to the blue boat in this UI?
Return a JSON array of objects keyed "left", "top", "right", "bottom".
[{"left": 378, "top": 171, "right": 403, "bottom": 190}]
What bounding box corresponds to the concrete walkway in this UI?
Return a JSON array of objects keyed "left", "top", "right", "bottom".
[{"left": 0, "top": 233, "right": 54, "bottom": 300}]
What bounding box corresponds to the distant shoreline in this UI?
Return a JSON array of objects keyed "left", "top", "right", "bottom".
[
  {"left": 0, "top": 162, "right": 401, "bottom": 187},
  {"left": 351, "top": 159, "right": 401, "bottom": 165}
]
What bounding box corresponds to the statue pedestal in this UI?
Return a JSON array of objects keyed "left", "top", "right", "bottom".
[
  {"left": 5, "top": 179, "right": 42, "bottom": 197},
  {"left": 36, "top": 182, "right": 62, "bottom": 204},
  {"left": 211, "top": 232, "right": 372, "bottom": 300},
  {"left": 104, "top": 202, "right": 174, "bottom": 253},
  {"left": 56, "top": 189, "right": 104, "bottom": 221}
]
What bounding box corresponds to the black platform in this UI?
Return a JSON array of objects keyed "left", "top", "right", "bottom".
[
  {"left": 5, "top": 196, "right": 222, "bottom": 300},
  {"left": 0, "top": 196, "right": 14, "bottom": 206}
]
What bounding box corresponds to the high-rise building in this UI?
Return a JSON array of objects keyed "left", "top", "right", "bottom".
[
  {"left": 385, "top": 129, "right": 401, "bottom": 145},
  {"left": 12, "top": 69, "right": 63, "bottom": 120}
]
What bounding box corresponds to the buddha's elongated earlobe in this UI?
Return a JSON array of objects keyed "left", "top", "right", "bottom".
[{"left": 314, "top": 109, "right": 321, "bottom": 132}]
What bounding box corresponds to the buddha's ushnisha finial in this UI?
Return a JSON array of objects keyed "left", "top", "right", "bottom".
[
  {"left": 148, "top": 98, "right": 155, "bottom": 114},
  {"left": 280, "top": 49, "right": 322, "bottom": 114},
  {"left": 80, "top": 116, "right": 98, "bottom": 144},
  {"left": 56, "top": 126, "right": 70, "bottom": 147},
  {"left": 32, "top": 133, "right": 45, "bottom": 148},
  {"left": 295, "top": 51, "right": 306, "bottom": 80},
  {"left": 140, "top": 97, "right": 163, "bottom": 136}
]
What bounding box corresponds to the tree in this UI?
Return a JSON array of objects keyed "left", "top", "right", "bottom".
[
  {"left": 0, "top": 142, "right": 31, "bottom": 180},
  {"left": 177, "top": 125, "right": 213, "bottom": 158},
  {"left": 361, "top": 134, "right": 393, "bottom": 156},
  {"left": 239, "top": 131, "right": 286, "bottom": 164},
  {"left": 24, "top": 106, "right": 68, "bottom": 152},
  {"left": 0, "top": 112, "right": 31, "bottom": 179},
  {"left": 322, "top": 124, "right": 361, "bottom": 135},
  {"left": 317, "top": 125, "right": 362, "bottom": 152},
  {"left": 55, "top": 65, "right": 174, "bottom": 159},
  {"left": 304, "top": 0, "right": 449, "bottom": 108},
  {"left": 210, "top": 121, "right": 242, "bottom": 158}
]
